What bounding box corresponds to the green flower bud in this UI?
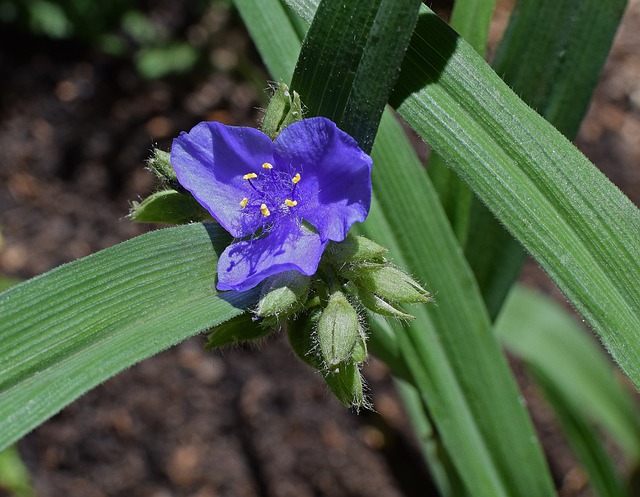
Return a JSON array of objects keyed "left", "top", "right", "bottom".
[
  {"left": 205, "top": 313, "right": 273, "bottom": 349},
  {"left": 261, "top": 83, "right": 303, "bottom": 140},
  {"left": 147, "top": 148, "right": 177, "bottom": 183},
  {"left": 317, "top": 291, "right": 360, "bottom": 369},
  {"left": 346, "top": 263, "right": 431, "bottom": 304},
  {"left": 323, "top": 362, "right": 367, "bottom": 410},
  {"left": 325, "top": 233, "right": 387, "bottom": 266},
  {"left": 256, "top": 270, "right": 310, "bottom": 317},
  {"left": 129, "top": 189, "right": 211, "bottom": 224},
  {"left": 354, "top": 285, "right": 415, "bottom": 320}
]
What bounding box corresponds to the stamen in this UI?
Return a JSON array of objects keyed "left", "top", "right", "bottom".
[
  {"left": 292, "top": 173, "right": 301, "bottom": 184},
  {"left": 260, "top": 203, "right": 271, "bottom": 217},
  {"left": 239, "top": 197, "right": 248, "bottom": 208},
  {"left": 284, "top": 199, "right": 297, "bottom": 207},
  {"left": 243, "top": 173, "right": 258, "bottom": 180},
  {"left": 262, "top": 162, "right": 273, "bottom": 170}
]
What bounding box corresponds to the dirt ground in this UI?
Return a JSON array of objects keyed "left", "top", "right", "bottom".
[{"left": 1, "top": 1, "right": 639, "bottom": 496}]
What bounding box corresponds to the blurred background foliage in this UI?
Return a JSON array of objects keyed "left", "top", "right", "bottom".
[{"left": 0, "top": 0, "right": 264, "bottom": 79}]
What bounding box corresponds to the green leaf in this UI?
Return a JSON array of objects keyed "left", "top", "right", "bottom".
[
  {"left": 427, "top": 0, "right": 493, "bottom": 248},
  {"left": 464, "top": 0, "right": 628, "bottom": 319},
  {"left": 448, "top": 0, "right": 494, "bottom": 55},
  {"left": 136, "top": 42, "right": 199, "bottom": 79},
  {"left": 496, "top": 285, "right": 640, "bottom": 463},
  {"left": 0, "top": 445, "right": 33, "bottom": 497},
  {"left": 496, "top": 285, "right": 640, "bottom": 497},
  {"left": 290, "top": 0, "right": 421, "bottom": 152},
  {"left": 427, "top": 0, "right": 494, "bottom": 237},
  {"left": 0, "top": 223, "right": 257, "bottom": 451},
  {"left": 493, "top": 0, "right": 627, "bottom": 139},
  {"left": 394, "top": 378, "right": 469, "bottom": 497},
  {"left": 365, "top": 111, "right": 556, "bottom": 497},
  {"left": 384, "top": 4, "right": 640, "bottom": 388},
  {"left": 539, "top": 382, "right": 627, "bottom": 497},
  {"left": 234, "top": 0, "right": 303, "bottom": 83}
]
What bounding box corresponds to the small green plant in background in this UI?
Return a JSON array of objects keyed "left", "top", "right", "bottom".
[
  {"left": 0, "top": 446, "right": 33, "bottom": 497},
  {"left": 0, "top": 0, "right": 223, "bottom": 78},
  {"left": 1, "top": 1, "right": 640, "bottom": 496}
]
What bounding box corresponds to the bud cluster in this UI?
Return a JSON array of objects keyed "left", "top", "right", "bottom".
[{"left": 206, "top": 233, "right": 431, "bottom": 410}]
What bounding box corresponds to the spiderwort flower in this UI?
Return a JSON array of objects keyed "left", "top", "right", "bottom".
[{"left": 171, "top": 117, "right": 373, "bottom": 292}]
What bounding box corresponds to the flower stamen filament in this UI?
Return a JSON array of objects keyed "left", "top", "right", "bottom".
[{"left": 243, "top": 172, "right": 261, "bottom": 192}]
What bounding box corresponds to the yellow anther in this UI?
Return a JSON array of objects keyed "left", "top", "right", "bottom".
[
  {"left": 260, "top": 203, "right": 271, "bottom": 217},
  {"left": 262, "top": 162, "right": 273, "bottom": 170},
  {"left": 239, "top": 197, "right": 248, "bottom": 208},
  {"left": 292, "top": 173, "right": 301, "bottom": 184},
  {"left": 285, "top": 199, "right": 298, "bottom": 207},
  {"left": 243, "top": 173, "right": 257, "bottom": 180}
]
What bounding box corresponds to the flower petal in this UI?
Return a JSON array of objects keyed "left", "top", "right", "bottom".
[
  {"left": 171, "top": 121, "right": 274, "bottom": 238},
  {"left": 273, "top": 117, "right": 372, "bottom": 242},
  {"left": 216, "top": 221, "right": 326, "bottom": 292}
]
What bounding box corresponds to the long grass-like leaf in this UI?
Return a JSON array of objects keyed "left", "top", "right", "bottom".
[
  {"left": 290, "top": 0, "right": 421, "bottom": 152},
  {"left": 464, "top": 0, "right": 628, "bottom": 319},
  {"left": 497, "top": 285, "right": 640, "bottom": 496},
  {"left": 497, "top": 286, "right": 640, "bottom": 463},
  {"left": 0, "top": 223, "right": 257, "bottom": 450}
]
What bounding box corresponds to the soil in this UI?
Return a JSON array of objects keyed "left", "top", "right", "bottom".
[{"left": 1, "top": 1, "right": 639, "bottom": 496}]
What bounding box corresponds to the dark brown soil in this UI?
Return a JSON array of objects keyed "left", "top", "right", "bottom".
[{"left": 1, "top": 1, "right": 639, "bottom": 496}]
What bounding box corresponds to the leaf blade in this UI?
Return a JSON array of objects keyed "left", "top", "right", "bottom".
[
  {"left": 0, "top": 223, "right": 257, "bottom": 450},
  {"left": 388, "top": 6, "right": 640, "bottom": 387}
]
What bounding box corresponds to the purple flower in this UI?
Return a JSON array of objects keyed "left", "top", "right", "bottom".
[{"left": 171, "top": 117, "right": 373, "bottom": 292}]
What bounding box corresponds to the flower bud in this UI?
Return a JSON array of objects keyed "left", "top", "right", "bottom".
[
  {"left": 346, "top": 263, "right": 431, "bottom": 304},
  {"left": 326, "top": 233, "right": 387, "bottom": 266},
  {"left": 147, "top": 148, "right": 177, "bottom": 183},
  {"left": 261, "top": 83, "right": 303, "bottom": 140},
  {"left": 323, "top": 362, "right": 367, "bottom": 410},
  {"left": 354, "top": 285, "right": 415, "bottom": 320},
  {"left": 316, "top": 291, "right": 360, "bottom": 369},
  {"left": 129, "top": 189, "right": 211, "bottom": 224},
  {"left": 256, "top": 270, "right": 310, "bottom": 317}
]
